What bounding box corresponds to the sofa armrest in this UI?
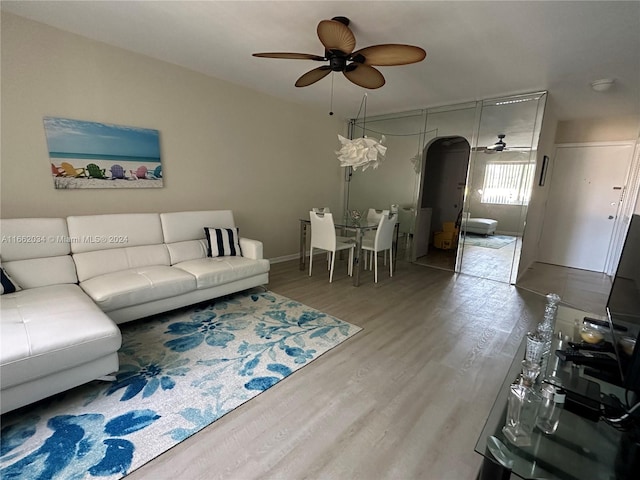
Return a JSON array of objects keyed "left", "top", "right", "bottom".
[{"left": 239, "top": 238, "right": 263, "bottom": 260}]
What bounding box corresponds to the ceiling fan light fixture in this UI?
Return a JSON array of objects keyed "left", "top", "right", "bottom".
[
  {"left": 252, "top": 16, "right": 426, "bottom": 89},
  {"left": 590, "top": 78, "right": 615, "bottom": 92},
  {"left": 484, "top": 133, "right": 506, "bottom": 153}
]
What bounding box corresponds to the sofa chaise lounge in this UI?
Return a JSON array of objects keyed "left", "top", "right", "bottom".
[{"left": 460, "top": 213, "right": 498, "bottom": 236}]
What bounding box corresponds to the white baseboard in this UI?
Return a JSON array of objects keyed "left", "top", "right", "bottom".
[
  {"left": 269, "top": 253, "right": 300, "bottom": 264},
  {"left": 269, "top": 252, "right": 336, "bottom": 265}
]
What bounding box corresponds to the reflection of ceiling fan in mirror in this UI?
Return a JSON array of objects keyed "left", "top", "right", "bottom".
[
  {"left": 252, "top": 16, "right": 426, "bottom": 89},
  {"left": 482, "top": 134, "right": 530, "bottom": 154}
]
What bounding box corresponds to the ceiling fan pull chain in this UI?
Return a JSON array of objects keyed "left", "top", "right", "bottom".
[
  {"left": 329, "top": 73, "right": 335, "bottom": 116},
  {"left": 363, "top": 93, "right": 367, "bottom": 137}
]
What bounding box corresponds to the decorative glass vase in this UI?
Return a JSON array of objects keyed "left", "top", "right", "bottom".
[
  {"left": 503, "top": 382, "right": 541, "bottom": 447},
  {"left": 536, "top": 293, "right": 561, "bottom": 381},
  {"left": 536, "top": 384, "right": 566, "bottom": 435},
  {"left": 502, "top": 359, "right": 542, "bottom": 446},
  {"left": 348, "top": 209, "right": 362, "bottom": 226}
]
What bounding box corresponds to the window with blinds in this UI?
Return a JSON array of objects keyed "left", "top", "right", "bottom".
[{"left": 480, "top": 161, "right": 536, "bottom": 205}]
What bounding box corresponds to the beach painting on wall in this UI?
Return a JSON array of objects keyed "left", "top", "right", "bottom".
[{"left": 44, "top": 116, "right": 163, "bottom": 189}]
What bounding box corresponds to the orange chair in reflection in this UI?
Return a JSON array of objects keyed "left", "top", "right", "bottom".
[{"left": 60, "top": 162, "right": 86, "bottom": 178}]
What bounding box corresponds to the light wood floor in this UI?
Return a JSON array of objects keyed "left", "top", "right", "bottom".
[
  {"left": 128, "top": 258, "right": 551, "bottom": 480},
  {"left": 415, "top": 242, "right": 611, "bottom": 316},
  {"left": 415, "top": 236, "right": 522, "bottom": 284},
  {"left": 517, "top": 261, "right": 612, "bottom": 316}
]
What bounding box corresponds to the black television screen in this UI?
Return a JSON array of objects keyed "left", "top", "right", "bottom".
[
  {"left": 607, "top": 214, "right": 640, "bottom": 394},
  {"left": 608, "top": 214, "right": 640, "bottom": 323}
]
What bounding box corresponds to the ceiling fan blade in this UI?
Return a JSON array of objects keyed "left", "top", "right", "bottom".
[
  {"left": 351, "top": 44, "right": 426, "bottom": 66},
  {"left": 295, "top": 66, "right": 332, "bottom": 87},
  {"left": 253, "top": 52, "right": 325, "bottom": 61},
  {"left": 344, "top": 64, "right": 385, "bottom": 89},
  {"left": 317, "top": 19, "right": 356, "bottom": 54}
]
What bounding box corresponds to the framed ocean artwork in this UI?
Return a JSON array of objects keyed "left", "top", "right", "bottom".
[{"left": 44, "top": 117, "right": 163, "bottom": 189}]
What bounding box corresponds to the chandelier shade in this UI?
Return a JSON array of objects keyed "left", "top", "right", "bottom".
[{"left": 336, "top": 134, "right": 387, "bottom": 171}]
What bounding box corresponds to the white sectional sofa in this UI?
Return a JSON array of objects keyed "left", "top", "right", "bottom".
[{"left": 0, "top": 210, "right": 270, "bottom": 414}]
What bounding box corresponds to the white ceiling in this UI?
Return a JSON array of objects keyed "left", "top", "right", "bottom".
[{"left": 2, "top": 1, "right": 639, "bottom": 121}]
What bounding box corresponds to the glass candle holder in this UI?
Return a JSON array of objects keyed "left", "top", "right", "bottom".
[{"left": 520, "top": 360, "right": 541, "bottom": 387}]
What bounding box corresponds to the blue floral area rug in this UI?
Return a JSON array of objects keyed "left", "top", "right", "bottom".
[{"left": 0, "top": 289, "right": 361, "bottom": 479}]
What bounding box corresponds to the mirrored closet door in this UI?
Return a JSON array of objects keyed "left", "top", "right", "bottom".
[{"left": 346, "top": 92, "right": 547, "bottom": 284}]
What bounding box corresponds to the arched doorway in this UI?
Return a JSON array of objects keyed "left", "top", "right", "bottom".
[{"left": 414, "top": 136, "right": 470, "bottom": 270}]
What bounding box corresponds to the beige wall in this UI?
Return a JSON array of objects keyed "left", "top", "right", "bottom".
[
  {"left": 555, "top": 115, "right": 640, "bottom": 144},
  {"left": 0, "top": 13, "right": 346, "bottom": 260}
]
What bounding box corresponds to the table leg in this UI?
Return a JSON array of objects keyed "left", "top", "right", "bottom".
[
  {"left": 299, "top": 221, "right": 307, "bottom": 271},
  {"left": 353, "top": 229, "right": 363, "bottom": 286},
  {"left": 393, "top": 223, "right": 399, "bottom": 273}
]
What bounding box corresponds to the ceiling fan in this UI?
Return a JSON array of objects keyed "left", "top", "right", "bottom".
[
  {"left": 482, "top": 134, "right": 531, "bottom": 154},
  {"left": 252, "top": 16, "right": 426, "bottom": 89}
]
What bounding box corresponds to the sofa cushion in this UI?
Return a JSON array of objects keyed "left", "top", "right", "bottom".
[
  {"left": 0, "top": 218, "right": 71, "bottom": 260},
  {"left": 80, "top": 265, "right": 197, "bottom": 312},
  {"left": 165, "top": 239, "right": 208, "bottom": 265},
  {"left": 73, "top": 244, "right": 171, "bottom": 282},
  {"left": 0, "top": 218, "right": 79, "bottom": 287},
  {"left": 0, "top": 284, "right": 121, "bottom": 390},
  {"left": 205, "top": 227, "right": 242, "bottom": 257},
  {"left": 67, "top": 213, "right": 164, "bottom": 253},
  {"left": 174, "top": 257, "right": 270, "bottom": 290},
  {"left": 2, "top": 256, "right": 79, "bottom": 289}
]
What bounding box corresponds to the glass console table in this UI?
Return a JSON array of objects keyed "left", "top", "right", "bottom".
[{"left": 475, "top": 306, "right": 632, "bottom": 480}]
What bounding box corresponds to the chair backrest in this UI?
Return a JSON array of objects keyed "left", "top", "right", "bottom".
[
  {"left": 110, "top": 164, "right": 125, "bottom": 179},
  {"left": 87, "top": 163, "right": 104, "bottom": 178},
  {"left": 136, "top": 166, "right": 148, "bottom": 178},
  {"left": 367, "top": 208, "right": 388, "bottom": 223},
  {"left": 375, "top": 212, "right": 397, "bottom": 250},
  {"left": 312, "top": 207, "right": 330, "bottom": 214},
  {"left": 61, "top": 162, "right": 81, "bottom": 176},
  {"left": 398, "top": 207, "right": 415, "bottom": 234},
  {"left": 309, "top": 211, "right": 337, "bottom": 251}
]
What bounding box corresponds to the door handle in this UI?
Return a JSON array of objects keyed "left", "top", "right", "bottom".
[{"left": 608, "top": 215, "right": 614, "bottom": 220}]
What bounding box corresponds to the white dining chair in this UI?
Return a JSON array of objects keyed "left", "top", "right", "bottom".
[
  {"left": 367, "top": 208, "right": 386, "bottom": 224},
  {"left": 362, "top": 211, "right": 397, "bottom": 283},
  {"left": 364, "top": 208, "right": 389, "bottom": 265},
  {"left": 309, "top": 211, "right": 355, "bottom": 283},
  {"left": 312, "top": 207, "right": 354, "bottom": 258}
]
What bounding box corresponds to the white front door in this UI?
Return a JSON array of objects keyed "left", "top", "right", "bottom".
[{"left": 538, "top": 144, "right": 633, "bottom": 272}]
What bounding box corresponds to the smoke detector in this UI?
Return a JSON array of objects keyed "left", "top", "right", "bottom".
[{"left": 591, "top": 79, "right": 615, "bottom": 92}]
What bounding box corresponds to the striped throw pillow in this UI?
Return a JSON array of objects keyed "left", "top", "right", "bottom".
[
  {"left": 1, "top": 265, "right": 21, "bottom": 295},
  {"left": 204, "top": 227, "right": 242, "bottom": 258}
]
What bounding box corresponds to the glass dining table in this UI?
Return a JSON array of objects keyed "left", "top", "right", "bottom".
[{"left": 298, "top": 217, "right": 398, "bottom": 286}]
